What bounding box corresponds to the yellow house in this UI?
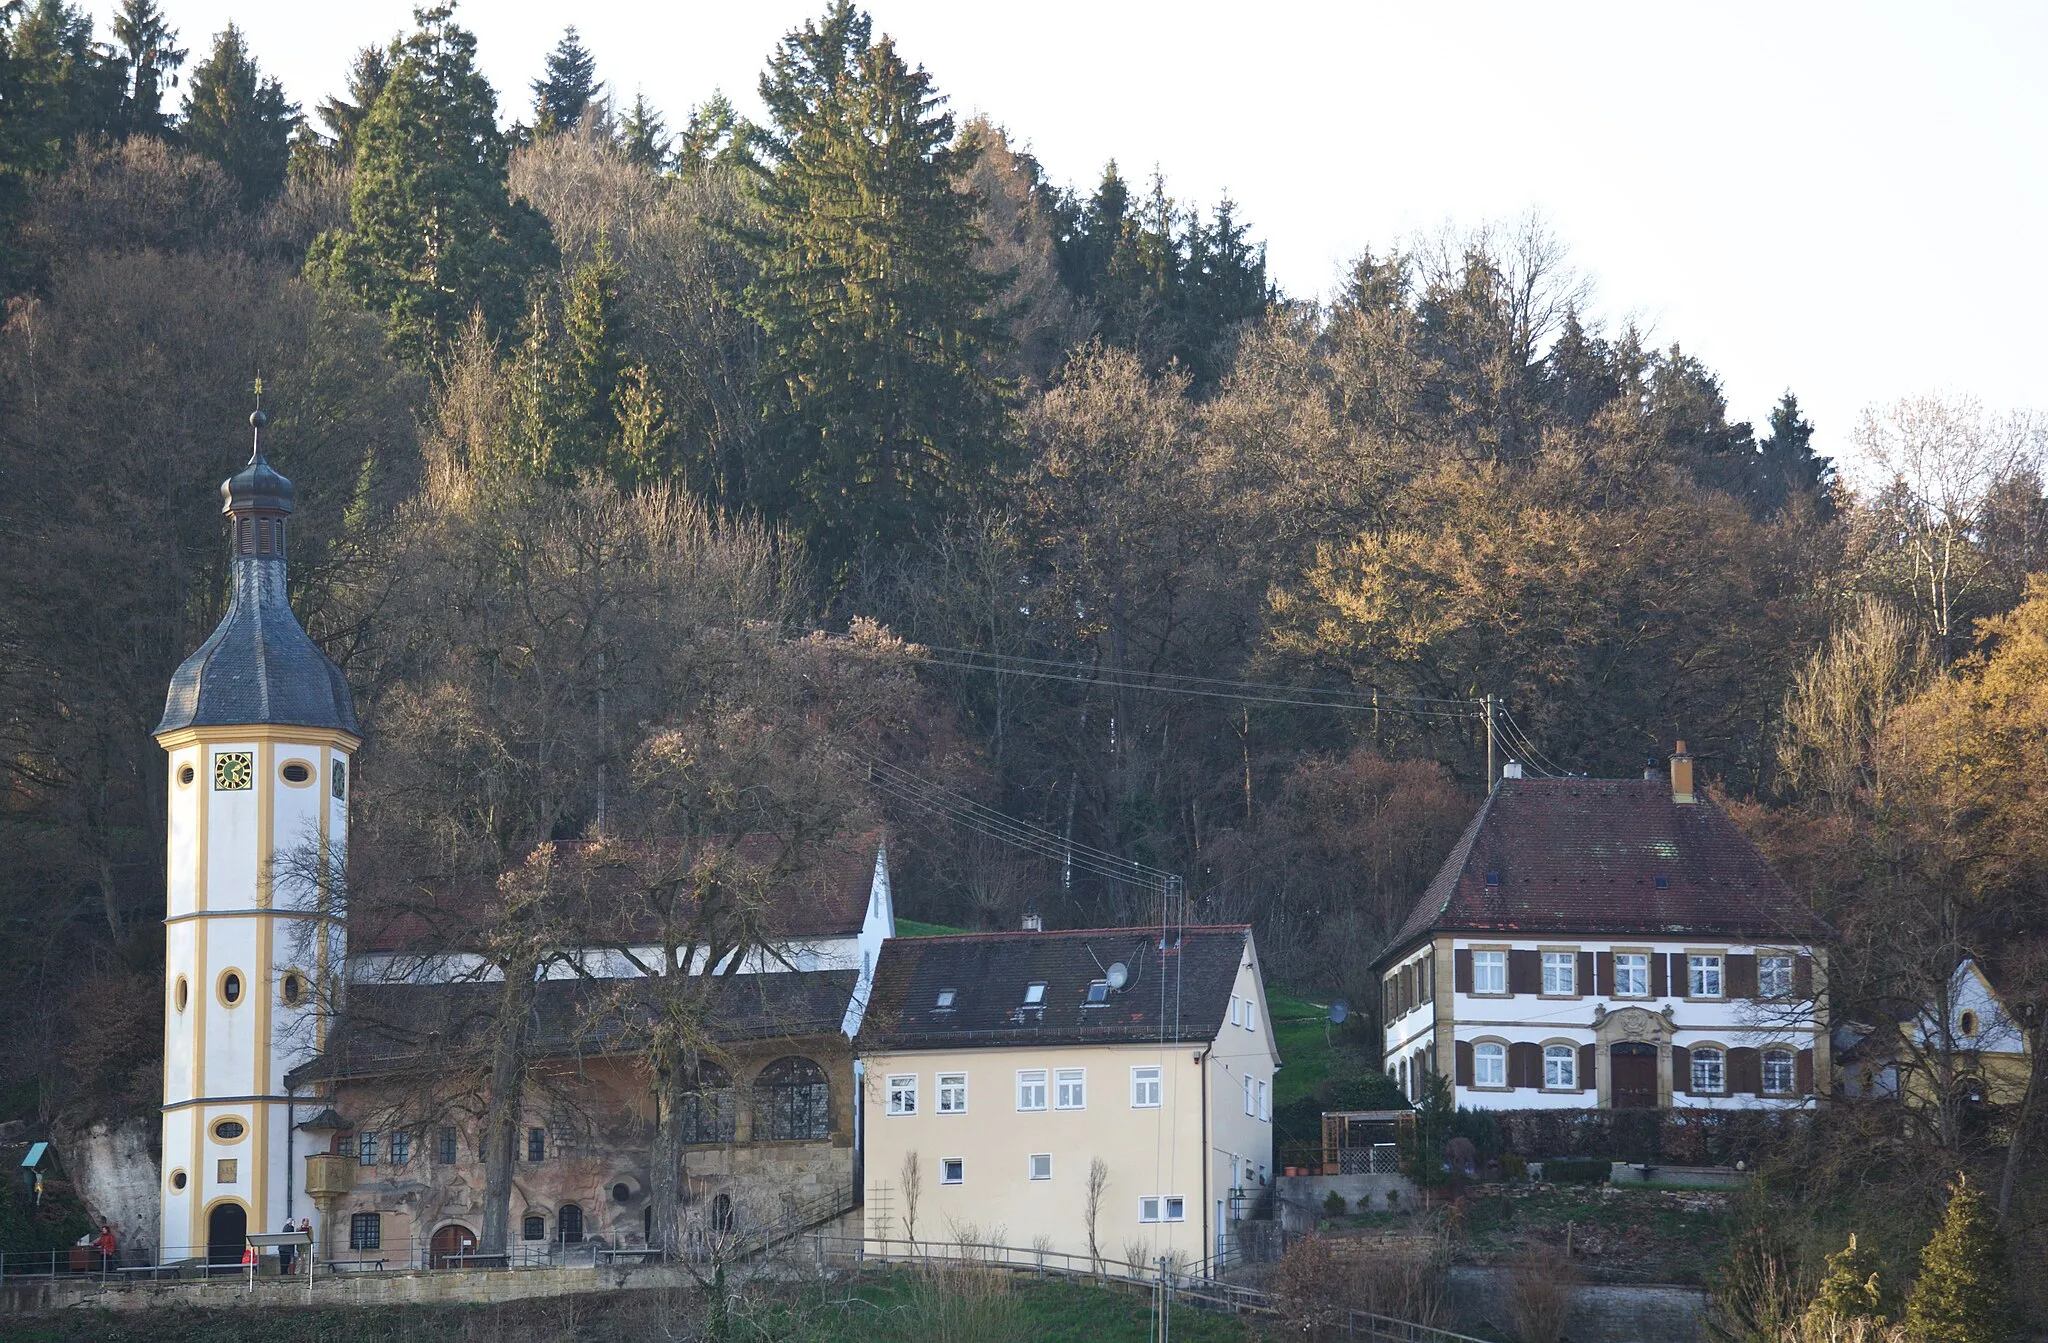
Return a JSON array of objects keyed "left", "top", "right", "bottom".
[
  {"left": 1845, "top": 958, "right": 2036, "bottom": 1111},
  {"left": 854, "top": 925, "right": 1277, "bottom": 1272}
]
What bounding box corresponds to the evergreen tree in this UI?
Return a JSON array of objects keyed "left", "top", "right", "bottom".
[
  {"left": 1806, "top": 1232, "right": 1887, "bottom": 1328},
  {"left": 620, "top": 91, "right": 668, "bottom": 171},
  {"left": 308, "top": 4, "right": 554, "bottom": 369},
  {"left": 311, "top": 44, "right": 393, "bottom": 167},
  {"left": 530, "top": 26, "right": 599, "bottom": 136},
  {"left": 674, "top": 91, "right": 749, "bottom": 172},
  {"left": 0, "top": 0, "right": 122, "bottom": 283},
  {"left": 1757, "top": 390, "right": 1836, "bottom": 518},
  {"left": 111, "top": 0, "right": 184, "bottom": 138},
  {"left": 180, "top": 24, "right": 297, "bottom": 206},
  {"left": 556, "top": 237, "right": 628, "bottom": 472},
  {"left": 735, "top": 2, "right": 1012, "bottom": 579},
  {"left": 1905, "top": 1175, "right": 2013, "bottom": 1343}
]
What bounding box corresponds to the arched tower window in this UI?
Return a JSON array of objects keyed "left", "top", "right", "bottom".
[{"left": 751, "top": 1057, "right": 830, "bottom": 1141}]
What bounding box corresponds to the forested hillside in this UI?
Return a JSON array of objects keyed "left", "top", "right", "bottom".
[{"left": 2, "top": 3, "right": 2045, "bottom": 1313}]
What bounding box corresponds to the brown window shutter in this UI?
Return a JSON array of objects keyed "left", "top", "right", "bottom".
[
  {"left": 1727, "top": 954, "right": 1758, "bottom": 998},
  {"left": 1509, "top": 950, "right": 1541, "bottom": 996},
  {"left": 1796, "top": 1048, "right": 1815, "bottom": 1095},
  {"left": 1577, "top": 952, "right": 1595, "bottom": 998},
  {"left": 1456, "top": 1040, "right": 1474, "bottom": 1087},
  {"left": 1728, "top": 1047, "right": 1761, "bottom": 1094},
  {"left": 1595, "top": 951, "right": 1614, "bottom": 997},
  {"left": 1578, "top": 1043, "right": 1596, "bottom": 1092},
  {"left": 1509, "top": 1042, "right": 1542, "bottom": 1089},
  {"left": 1454, "top": 949, "right": 1473, "bottom": 995},
  {"left": 1672, "top": 1045, "right": 1692, "bottom": 1095},
  {"left": 1794, "top": 955, "right": 1814, "bottom": 999},
  {"left": 1650, "top": 952, "right": 1668, "bottom": 997}
]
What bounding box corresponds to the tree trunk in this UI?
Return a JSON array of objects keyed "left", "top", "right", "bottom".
[
  {"left": 649, "top": 1059, "right": 687, "bottom": 1255},
  {"left": 478, "top": 966, "right": 535, "bottom": 1256},
  {"left": 1997, "top": 1008, "right": 2046, "bottom": 1220}
]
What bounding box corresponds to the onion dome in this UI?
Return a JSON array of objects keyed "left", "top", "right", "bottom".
[{"left": 155, "top": 411, "right": 360, "bottom": 738}]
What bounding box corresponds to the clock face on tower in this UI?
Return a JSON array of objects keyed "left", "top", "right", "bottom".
[{"left": 213, "top": 751, "right": 253, "bottom": 791}]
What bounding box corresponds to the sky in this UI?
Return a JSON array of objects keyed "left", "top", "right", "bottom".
[{"left": 94, "top": 1, "right": 2047, "bottom": 469}]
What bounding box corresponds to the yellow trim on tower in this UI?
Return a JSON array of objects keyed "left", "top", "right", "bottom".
[
  {"left": 156, "top": 725, "right": 362, "bottom": 753},
  {"left": 252, "top": 738, "right": 273, "bottom": 1225}
]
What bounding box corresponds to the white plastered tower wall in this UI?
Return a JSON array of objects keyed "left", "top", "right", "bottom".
[
  {"left": 153, "top": 411, "right": 363, "bottom": 1262},
  {"left": 158, "top": 727, "right": 355, "bottom": 1258}
]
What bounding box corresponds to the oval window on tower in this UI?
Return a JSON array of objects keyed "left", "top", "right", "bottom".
[
  {"left": 281, "top": 973, "right": 305, "bottom": 1007},
  {"left": 169, "top": 1169, "right": 188, "bottom": 1192},
  {"left": 175, "top": 976, "right": 189, "bottom": 1012},
  {"left": 280, "top": 760, "right": 313, "bottom": 787},
  {"left": 219, "top": 970, "right": 243, "bottom": 1006},
  {"left": 211, "top": 1118, "right": 247, "bottom": 1143},
  {"left": 178, "top": 764, "right": 195, "bottom": 787}
]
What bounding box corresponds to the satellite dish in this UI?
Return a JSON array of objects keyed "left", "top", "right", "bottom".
[
  {"left": 1329, "top": 999, "right": 1350, "bottom": 1025},
  {"left": 1105, "top": 962, "right": 1130, "bottom": 991}
]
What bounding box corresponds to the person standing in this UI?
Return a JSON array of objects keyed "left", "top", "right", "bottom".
[
  {"left": 277, "top": 1221, "right": 297, "bottom": 1274},
  {"left": 93, "top": 1224, "right": 117, "bottom": 1269}
]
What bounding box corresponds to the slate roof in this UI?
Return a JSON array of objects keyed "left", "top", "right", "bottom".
[
  {"left": 855, "top": 925, "right": 1251, "bottom": 1051},
  {"left": 354, "top": 834, "right": 882, "bottom": 953},
  {"left": 155, "top": 446, "right": 357, "bottom": 737},
  {"left": 1376, "top": 779, "right": 1831, "bottom": 967},
  {"left": 288, "top": 970, "right": 856, "bottom": 1085}
]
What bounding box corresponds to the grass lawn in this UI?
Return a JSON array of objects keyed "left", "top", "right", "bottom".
[
  {"left": 1266, "top": 983, "right": 1378, "bottom": 1112},
  {"left": 1450, "top": 1182, "right": 1735, "bottom": 1285}
]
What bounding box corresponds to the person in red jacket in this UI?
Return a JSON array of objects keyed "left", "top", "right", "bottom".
[{"left": 93, "top": 1224, "right": 117, "bottom": 1268}]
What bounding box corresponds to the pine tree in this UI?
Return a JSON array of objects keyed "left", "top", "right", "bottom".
[
  {"left": 530, "top": 26, "right": 599, "bottom": 136},
  {"left": 1806, "top": 1232, "right": 1887, "bottom": 1328},
  {"left": 0, "top": 0, "right": 123, "bottom": 282},
  {"left": 1905, "top": 1175, "right": 2014, "bottom": 1343},
  {"left": 674, "top": 91, "right": 749, "bottom": 172},
  {"left": 180, "top": 24, "right": 297, "bottom": 206},
  {"left": 111, "top": 0, "right": 185, "bottom": 138},
  {"left": 555, "top": 237, "right": 628, "bottom": 474},
  {"left": 1758, "top": 390, "right": 1836, "bottom": 518},
  {"left": 308, "top": 4, "right": 554, "bottom": 369},
  {"left": 620, "top": 91, "right": 668, "bottom": 171},
  {"left": 736, "top": 1, "right": 1012, "bottom": 580}
]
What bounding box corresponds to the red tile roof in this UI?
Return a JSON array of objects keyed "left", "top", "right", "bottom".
[{"left": 1377, "top": 780, "right": 1831, "bottom": 966}]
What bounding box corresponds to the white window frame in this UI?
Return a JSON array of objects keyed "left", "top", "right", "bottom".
[
  {"left": 1139, "top": 1195, "right": 1186, "bottom": 1224},
  {"left": 940, "top": 1157, "right": 963, "bottom": 1185},
  {"left": 1692, "top": 1047, "right": 1727, "bottom": 1094},
  {"left": 1054, "top": 1067, "right": 1086, "bottom": 1110},
  {"left": 1759, "top": 955, "right": 1795, "bottom": 999},
  {"left": 1613, "top": 953, "right": 1650, "bottom": 998},
  {"left": 1028, "top": 1153, "right": 1052, "bottom": 1181},
  {"left": 1016, "top": 1069, "right": 1048, "bottom": 1112},
  {"left": 1762, "top": 1049, "right": 1797, "bottom": 1096},
  {"left": 887, "top": 1074, "right": 919, "bottom": 1116},
  {"left": 1474, "top": 1042, "right": 1507, "bottom": 1088},
  {"left": 1245, "top": 999, "right": 1257, "bottom": 1031},
  {"left": 1230, "top": 996, "right": 1241, "bottom": 1025},
  {"left": 1543, "top": 1044, "right": 1577, "bottom": 1090},
  {"left": 1023, "top": 982, "right": 1046, "bottom": 1005},
  {"left": 1472, "top": 949, "right": 1508, "bottom": 995},
  {"left": 937, "top": 1072, "right": 968, "bottom": 1115},
  {"left": 1257, "top": 1078, "right": 1269, "bottom": 1120},
  {"left": 1689, "top": 955, "right": 1724, "bottom": 999},
  {"left": 1541, "top": 951, "right": 1576, "bottom": 996},
  {"left": 1243, "top": 1075, "right": 1255, "bottom": 1115},
  {"left": 1130, "top": 1066, "right": 1161, "bottom": 1108}
]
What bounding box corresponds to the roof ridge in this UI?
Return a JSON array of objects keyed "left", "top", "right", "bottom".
[{"left": 899, "top": 924, "right": 1249, "bottom": 942}]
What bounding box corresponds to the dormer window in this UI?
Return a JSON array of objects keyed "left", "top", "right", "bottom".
[
  {"left": 1485, "top": 871, "right": 1501, "bottom": 887},
  {"left": 1086, "top": 981, "right": 1108, "bottom": 1004},
  {"left": 1023, "top": 982, "right": 1046, "bottom": 1006},
  {"left": 935, "top": 989, "right": 956, "bottom": 1009},
  {"left": 1654, "top": 874, "right": 1669, "bottom": 889}
]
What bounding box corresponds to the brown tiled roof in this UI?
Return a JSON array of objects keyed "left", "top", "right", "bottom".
[
  {"left": 355, "top": 833, "right": 881, "bottom": 953},
  {"left": 287, "top": 971, "right": 856, "bottom": 1086},
  {"left": 1377, "top": 779, "right": 1831, "bottom": 966},
  {"left": 855, "top": 926, "right": 1251, "bottom": 1051}
]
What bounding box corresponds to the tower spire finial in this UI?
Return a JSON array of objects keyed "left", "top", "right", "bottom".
[{"left": 249, "top": 376, "right": 268, "bottom": 465}]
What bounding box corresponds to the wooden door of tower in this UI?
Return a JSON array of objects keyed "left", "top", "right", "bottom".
[{"left": 1611, "top": 1043, "right": 1658, "bottom": 1108}]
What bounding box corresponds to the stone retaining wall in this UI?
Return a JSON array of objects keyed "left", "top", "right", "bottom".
[{"left": 1447, "top": 1265, "right": 1707, "bottom": 1343}]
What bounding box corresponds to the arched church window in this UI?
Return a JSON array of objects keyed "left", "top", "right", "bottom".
[
  {"left": 752, "top": 1057, "right": 831, "bottom": 1141},
  {"left": 679, "top": 1061, "right": 736, "bottom": 1144}
]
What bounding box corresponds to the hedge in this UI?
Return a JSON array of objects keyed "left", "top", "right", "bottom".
[{"left": 1487, "top": 1108, "right": 1808, "bottom": 1165}]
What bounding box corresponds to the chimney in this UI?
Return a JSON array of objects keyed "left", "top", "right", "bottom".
[
  {"left": 1021, "top": 912, "right": 1043, "bottom": 932},
  {"left": 1670, "top": 740, "right": 1695, "bottom": 804},
  {"left": 1501, "top": 760, "right": 1523, "bottom": 780}
]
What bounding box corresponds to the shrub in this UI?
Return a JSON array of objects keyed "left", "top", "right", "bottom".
[
  {"left": 1323, "top": 1190, "right": 1349, "bottom": 1217},
  {"left": 1805, "top": 1232, "right": 1886, "bottom": 1329},
  {"left": 1499, "top": 1153, "right": 1529, "bottom": 1182},
  {"left": 1510, "top": 1242, "right": 1575, "bottom": 1343},
  {"left": 1541, "top": 1158, "right": 1612, "bottom": 1185},
  {"left": 1904, "top": 1176, "right": 2013, "bottom": 1343}
]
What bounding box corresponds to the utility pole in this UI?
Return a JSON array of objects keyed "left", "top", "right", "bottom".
[{"left": 1484, "top": 694, "right": 1496, "bottom": 791}]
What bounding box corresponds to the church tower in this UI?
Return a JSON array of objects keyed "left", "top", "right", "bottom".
[{"left": 155, "top": 411, "right": 360, "bottom": 1262}]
